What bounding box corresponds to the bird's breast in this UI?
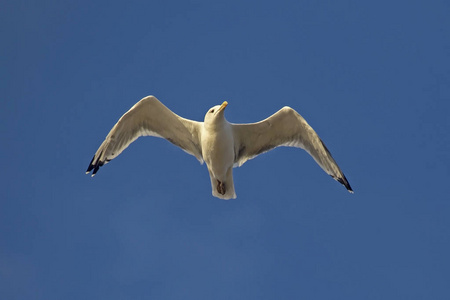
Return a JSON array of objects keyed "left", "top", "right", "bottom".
[{"left": 201, "top": 125, "right": 235, "bottom": 177}]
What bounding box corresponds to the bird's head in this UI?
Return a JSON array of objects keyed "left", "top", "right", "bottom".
[{"left": 204, "top": 101, "right": 228, "bottom": 125}]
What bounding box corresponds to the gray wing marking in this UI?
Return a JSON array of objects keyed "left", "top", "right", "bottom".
[
  {"left": 86, "top": 96, "right": 203, "bottom": 176},
  {"left": 232, "top": 107, "right": 353, "bottom": 192}
]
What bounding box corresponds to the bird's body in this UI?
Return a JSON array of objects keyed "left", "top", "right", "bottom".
[
  {"left": 201, "top": 102, "right": 236, "bottom": 198},
  {"left": 86, "top": 95, "right": 353, "bottom": 199}
]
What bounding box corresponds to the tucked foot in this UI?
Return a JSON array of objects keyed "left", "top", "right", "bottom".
[{"left": 216, "top": 180, "right": 226, "bottom": 195}]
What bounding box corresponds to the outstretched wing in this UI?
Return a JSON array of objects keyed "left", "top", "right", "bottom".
[
  {"left": 86, "top": 95, "right": 203, "bottom": 176},
  {"left": 232, "top": 107, "right": 353, "bottom": 192}
]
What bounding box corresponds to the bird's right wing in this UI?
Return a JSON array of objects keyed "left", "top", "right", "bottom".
[
  {"left": 232, "top": 107, "right": 353, "bottom": 192},
  {"left": 86, "top": 96, "right": 203, "bottom": 176}
]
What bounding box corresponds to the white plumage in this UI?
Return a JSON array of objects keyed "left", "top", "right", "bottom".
[{"left": 86, "top": 95, "right": 353, "bottom": 199}]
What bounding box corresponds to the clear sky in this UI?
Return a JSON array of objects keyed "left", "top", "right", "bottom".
[{"left": 2, "top": 0, "right": 450, "bottom": 299}]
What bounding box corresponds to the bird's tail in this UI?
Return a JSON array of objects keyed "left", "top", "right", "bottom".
[{"left": 208, "top": 168, "right": 237, "bottom": 200}]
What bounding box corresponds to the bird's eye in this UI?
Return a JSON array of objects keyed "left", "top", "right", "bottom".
[{"left": 210, "top": 109, "right": 215, "bottom": 113}]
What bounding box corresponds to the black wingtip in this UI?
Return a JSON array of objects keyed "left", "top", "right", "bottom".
[
  {"left": 345, "top": 183, "right": 354, "bottom": 194},
  {"left": 92, "top": 164, "right": 100, "bottom": 176},
  {"left": 86, "top": 156, "right": 96, "bottom": 174},
  {"left": 333, "top": 174, "right": 354, "bottom": 194},
  {"left": 86, "top": 155, "right": 105, "bottom": 177}
]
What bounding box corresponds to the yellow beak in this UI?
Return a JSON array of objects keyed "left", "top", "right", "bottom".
[{"left": 217, "top": 101, "right": 228, "bottom": 113}]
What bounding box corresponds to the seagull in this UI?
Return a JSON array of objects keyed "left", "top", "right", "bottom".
[{"left": 86, "top": 95, "right": 353, "bottom": 199}]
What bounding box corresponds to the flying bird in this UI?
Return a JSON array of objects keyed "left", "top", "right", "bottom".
[{"left": 86, "top": 95, "right": 353, "bottom": 199}]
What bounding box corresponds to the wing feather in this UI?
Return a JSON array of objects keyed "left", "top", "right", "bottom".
[
  {"left": 232, "top": 107, "right": 353, "bottom": 192},
  {"left": 86, "top": 96, "right": 203, "bottom": 176}
]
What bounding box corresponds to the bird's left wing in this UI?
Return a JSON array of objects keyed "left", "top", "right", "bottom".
[
  {"left": 232, "top": 106, "right": 353, "bottom": 192},
  {"left": 86, "top": 96, "right": 203, "bottom": 176}
]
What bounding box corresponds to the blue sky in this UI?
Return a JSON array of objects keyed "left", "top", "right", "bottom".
[{"left": 2, "top": 0, "right": 450, "bottom": 299}]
